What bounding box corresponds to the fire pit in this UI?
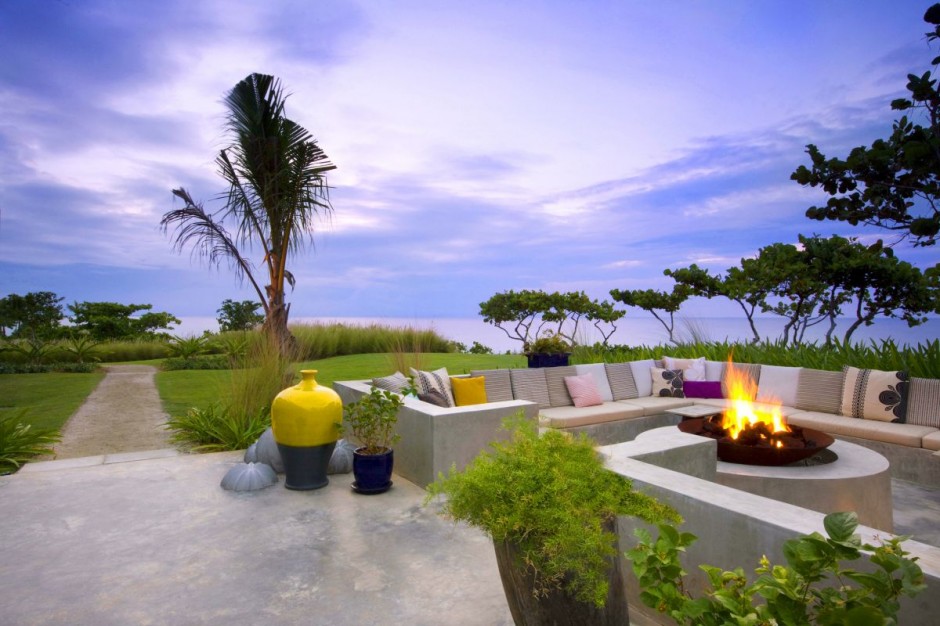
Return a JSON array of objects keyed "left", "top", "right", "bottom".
[
  {"left": 676, "top": 359, "right": 833, "bottom": 466},
  {"left": 678, "top": 417, "right": 834, "bottom": 466}
]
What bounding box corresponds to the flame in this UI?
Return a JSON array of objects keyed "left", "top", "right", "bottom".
[{"left": 720, "top": 357, "right": 790, "bottom": 440}]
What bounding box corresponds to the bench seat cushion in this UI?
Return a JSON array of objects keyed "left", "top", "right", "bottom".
[
  {"left": 539, "top": 402, "right": 645, "bottom": 428},
  {"left": 786, "top": 411, "right": 937, "bottom": 448},
  {"left": 617, "top": 396, "right": 694, "bottom": 415},
  {"left": 922, "top": 431, "right": 940, "bottom": 452},
  {"left": 688, "top": 399, "right": 805, "bottom": 418}
]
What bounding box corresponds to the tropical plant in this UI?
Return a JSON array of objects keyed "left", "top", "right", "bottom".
[
  {"left": 628, "top": 511, "right": 925, "bottom": 626},
  {"left": 1, "top": 338, "right": 54, "bottom": 366},
  {"left": 165, "top": 403, "right": 269, "bottom": 452},
  {"left": 425, "top": 416, "right": 681, "bottom": 608},
  {"left": 526, "top": 329, "right": 571, "bottom": 354},
  {"left": 340, "top": 387, "right": 404, "bottom": 455},
  {"left": 162, "top": 73, "right": 336, "bottom": 353},
  {"left": 60, "top": 333, "right": 101, "bottom": 364},
  {"left": 168, "top": 334, "right": 210, "bottom": 360},
  {"left": 0, "top": 409, "right": 61, "bottom": 474},
  {"left": 791, "top": 4, "right": 940, "bottom": 251}
]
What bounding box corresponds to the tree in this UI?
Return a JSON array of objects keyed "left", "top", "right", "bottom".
[
  {"left": 217, "top": 299, "right": 264, "bottom": 332},
  {"left": 67, "top": 301, "right": 180, "bottom": 340},
  {"left": 609, "top": 285, "right": 691, "bottom": 345},
  {"left": 162, "top": 73, "right": 336, "bottom": 353},
  {"left": 479, "top": 289, "right": 558, "bottom": 347},
  {"left": 791, "top": 5, "right": 940, "bottom": 251},
  {"left": 0, "top": 291, "right": 64, "bottom": 340}
]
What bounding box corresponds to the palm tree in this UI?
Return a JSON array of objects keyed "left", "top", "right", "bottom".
[{"left": 162, "top": 73, "right": 336, "bottom": 351}]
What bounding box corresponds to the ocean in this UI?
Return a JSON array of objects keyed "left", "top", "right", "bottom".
[{"left": 175, "top": 315, "right": 938, "bottom": 353}]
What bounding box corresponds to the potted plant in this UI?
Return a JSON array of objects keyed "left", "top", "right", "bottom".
[
  {"left": 425, "top": 415, "right": 681, "bottom": 625},
  {"left": 524, "top": 330, "right": 572, "bottom": 368},
  {"left": 340, "top": 387, "right": 405, "bottom": 494}
]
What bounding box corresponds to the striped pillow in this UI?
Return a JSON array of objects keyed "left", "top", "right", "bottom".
[
  {"left": 414, "top": 367, "right": 455, "bottom": 407},
  {"left": 606, "top": 362, "right": 639, "bottom": 400},
  {"left": 470, "top": 369, "right": 513, "bottom": 403},
  {"left": 510, "top": 368, "right": 551, "bottom": 409},
  {"left": 722, "top": 363, "right": 761, "bottom": 398},
  {"left": 841, "top": 366, "right": 909, "bottom": 423},
  {"left": 795, "top": 368, "right": 843, "bottom": 414},
  {"left": 907, "top": 377, "right": 940, "bottom": 428},
  {"left": 372, "top": 371, "right": 410, "bottom": 394},
  {"left": 544, "top": 365, "right": 577, "bottom": 407}
]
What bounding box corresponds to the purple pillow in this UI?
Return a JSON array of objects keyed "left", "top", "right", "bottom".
[{"left": 684, "top": 380, "right": 723, "bottom": 399}]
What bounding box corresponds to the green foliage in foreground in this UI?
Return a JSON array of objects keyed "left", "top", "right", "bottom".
[
  {"left": 340, "top": 387, "right": 404, "bottom": 455},
  {"left": 576, "top": 338, "right": 940, "bottom": 378},
  {"left": 165, "top": 404, "right": 269, "bottom": 453},
  {"left": 426, "top": 417, "right": 681, "bottom": 608},
  {"left": 0, "top": 409, "right": 61, "bottom": 474},
  {"left": 629, "top": 511, "right": 925, "bottom": 625}
]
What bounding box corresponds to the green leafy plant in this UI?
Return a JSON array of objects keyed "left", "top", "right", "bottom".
[
  {"left": 526, "top": 329, "right": 571, "bottom": 354},
  {"left": 60, "top": 333, "right": 101, "bottom": 364},
  {"left": 168, "top": 334, "right": 210, "bottom": 360},
  {"left": 340, "top": 387, "right": 404, "bottom": 455},
  {"left": 628, "top": 511, "right": 926, "bottom": 625},
  {"left": 0, "top": 409, "right": 61, "bottom": 474},
  {"left": 426, "top": 416, "right": 681, "bottom": 608},
  {"left": 165, "top": 403, "right": 269, "bottom": 452}
]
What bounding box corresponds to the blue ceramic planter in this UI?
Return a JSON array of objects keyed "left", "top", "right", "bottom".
[{"left": 352, "top": 448, "right": 394, "bottom": 494}]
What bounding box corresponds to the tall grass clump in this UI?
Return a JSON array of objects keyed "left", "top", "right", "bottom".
[
  {"left": 576, "top": 338, "right": 939, "bottom": 378},
  {"left": 0, "top": 409, "right": 61, "bottom": 474},
  {"left": 165, "top": 335, "right": 299, "bottom": 452},
  {"left": 290, "top": 322, "right": 451, "bottom": 360},
  {"left": 96, "top": 339, "right": 172, "bottom": 362}
]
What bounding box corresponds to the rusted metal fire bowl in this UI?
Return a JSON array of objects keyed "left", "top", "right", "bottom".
[{"left": 678, "top": 418, "right": 835, "bottom": 466}]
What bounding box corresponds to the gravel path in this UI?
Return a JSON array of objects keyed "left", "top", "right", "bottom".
[{"left": 51, "top": 364, "right": 172, "bottom": 459}]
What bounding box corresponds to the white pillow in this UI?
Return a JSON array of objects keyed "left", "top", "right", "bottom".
[
  {"left": 756, "top": 365, "right": 801, "bottom": 407},
  {"left": 574, "top": 363, "right": 614, "bottom": 402},
  {"left": 704, "top": 360, "right": 725, "bottom": 381},
  {"left": 629, "top": 359, "right": 655, "bottom": 396},
  {"left": 662, "top": 356, "right": 706, "bottom": 381}
]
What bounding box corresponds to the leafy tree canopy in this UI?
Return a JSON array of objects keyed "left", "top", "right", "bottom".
[
  {"left": 791, "top": 4, "right": 940, "bottom": 252},
  {"left": 216, "top": 299, "right": 264, "bottom": 332},
  {"left": 67, "top": 301, "right": 180, "bottom": 340},
  {"left": 0, "top": 291, "right": 64, "bottom": 340}
]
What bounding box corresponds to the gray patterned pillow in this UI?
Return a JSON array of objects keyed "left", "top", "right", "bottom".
[
  {"left": 470, "top": 369, "right": 513, "bottom": 403},
  {"left": 372, "top": 371, "right": 410, "bottom": 393},
  {"left": 543, "top": 365, "right": 577, "bottom": 407},
  {"left": 907, "top": 377, "right": 940, "bottom": 428},
  {"left": 605, "top": 362, "right": 639, "bottom": 400},
  {"left": 509, "top": 368, "right": 551, "bottom": 409},
  {"left": 795, "top": 368, "right": 843, "bottom": 414},
  {"left": 414, "top": 367, "right": 455, "bottom": 407}
]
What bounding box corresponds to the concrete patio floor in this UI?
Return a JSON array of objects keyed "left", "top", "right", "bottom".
[
  {"left": 3, "top": 451, "right": 514, "bottom": 626},
  {"left": 3, "top": 450, "right": 938, "bottom": 625}
]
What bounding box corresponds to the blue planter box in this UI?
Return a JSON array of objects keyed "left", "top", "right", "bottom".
[{"left": 526, "top": 353, "right": 571, "bottom": 368}]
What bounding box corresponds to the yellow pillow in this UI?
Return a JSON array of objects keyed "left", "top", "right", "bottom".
[{"left": 450, "top": 376, "right": 488, "bottom": 406}]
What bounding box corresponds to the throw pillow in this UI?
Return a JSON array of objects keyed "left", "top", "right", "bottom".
[
  {"left": 605, "top": 362, "right": 639, "bottom": 400},
  {"left": 563, "top": 374, "right": 604, "bottom": 407},
  {"left": 509, "top": 368, "right": 551, "bottom": 409},
  {"left": 470, "top": 369, "right": 513, "bottom": 402},
  {"left": 544, "top": 365, "right": 577, "bottom": 407},
  {"left": 450, "top": 376, "right": 488, "bottom": 406},
  {"left": 418, "top": 389, "right": 450, "bottom": 407},
  {"left": 575, "top": 363, "right": 614, "bottom": 401},
  {"left": 628, "top": 359, "right": 656, "bottom": 396},
  {"left": 414, "top": 367, "right": 455, "bottom": 407},
  {"left": 372, "top": 371, "right": 410, "bottom": 394},
  {"left": 662, "top": 356, "right": 706, "bottom": 381},
  {"left": 651, "top": 367, "right": 685, "bottom": 398},
  {"left": 684, "top": 380, "right": 723, "bottom": 399},
  {"left": 841, "top": 366, "right": 909, "bottom": 422},
  {"left": 795, "top": 368, "right": 844, "bottom": 414},
  {"left": 907, "top": 377, "right": 940, "bottom": 428},
  {"left": 756, "top": 365, "right": 801, "bottom": 407}
]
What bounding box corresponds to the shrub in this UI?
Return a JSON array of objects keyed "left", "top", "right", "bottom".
[
  {"left": 0, "top": 409, "right": 61, "bottom": 474},
  {"left": 162, "top": 356, "right": 231, "bottom": 371},
  {"left": 628, "top": 511, "right": 925, "bottom": 625},
  {"left": 165, "top": 403, "right": 269, "bottom": 452}
]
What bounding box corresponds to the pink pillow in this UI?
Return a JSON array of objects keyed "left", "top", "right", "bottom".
[
  {"left": 684, "top": 380, "right": 723, "bottom": 399},
  {"left": 564, "top": 374, "right": 604, "bottom": 407}
]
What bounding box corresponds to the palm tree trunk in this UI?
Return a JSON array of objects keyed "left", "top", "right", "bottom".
[{"left": 262, "top": 300, "right": 297, "bottom": 356}]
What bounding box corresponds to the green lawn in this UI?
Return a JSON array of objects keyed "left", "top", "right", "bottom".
[{"left": 0, "top": 372, "right": 106, "bottom": 430}]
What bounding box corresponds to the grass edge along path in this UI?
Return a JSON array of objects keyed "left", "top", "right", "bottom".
[{"left": 0, "top": 371, "right": 107, "bottom": 431}]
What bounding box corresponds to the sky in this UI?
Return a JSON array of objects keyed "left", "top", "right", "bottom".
[{"left": 1, "top": 0, "right": 938, "bottom": 338}]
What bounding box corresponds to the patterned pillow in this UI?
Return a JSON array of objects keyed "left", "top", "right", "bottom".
[
  {"left": 840, "top": 366, "right": 909, "bottom": 423},
  {"left": 651, "top": 367, "right": 685, "bottom": 398},
  {"left": 795, "top": 368, "right": 844, "bottom": 414},
  {"left": 372, "top": 371, "right": 410, "bottom": 394},
  {"left": 509, "top": 368, "right": 551, "bottom": 409},
  {"left": 907, "top": 377, "right": 940, "bottom": 428},
  {"left": 564, "top": 374, "right": 604, "bottom": 407},
  {"left": 414, "top": 367, "right": 455, "bottom": 407},
  {"left": 662, "top": 356, "right": 706, "bottom": 381}
]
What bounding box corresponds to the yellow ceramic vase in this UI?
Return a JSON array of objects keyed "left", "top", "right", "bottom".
[{"left": 271, "top": 369, "right": 342, "bottom": 490}]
